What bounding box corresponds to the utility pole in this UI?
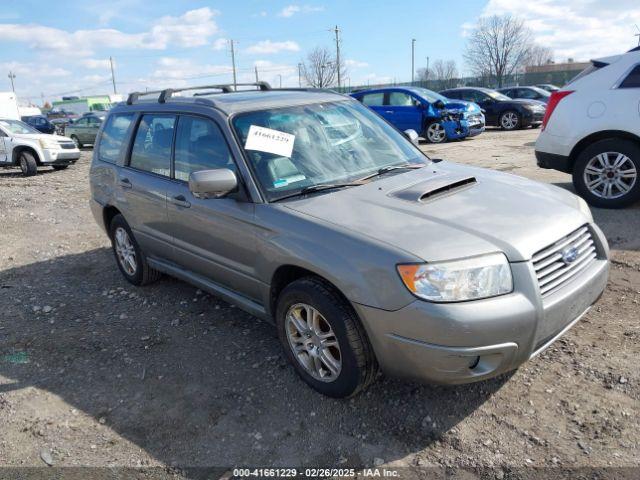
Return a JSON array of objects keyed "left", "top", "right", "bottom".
[
  {"left": 411, "top": 39, "right": 416, "bottom": 84},
  {"left": 635, "top": 25, "right": 640, "bottom": 46},
  {"left": 8, "top": 71, "right": 16, "bottom": 92},
  {"left": 426, "top": 56, "right": 430, "bottom": 83},
  {"left": 254, "top": 65, "right": 259, "bottom": 82},
  {"left": 298, "top": 63, "right": 303, "bottom": 87},
  {"left": 333, "top": 25, "right": 341, "bottom": 88},
  {"left": 229, "top": 39, "right": 237, "bottom": 89},
  {"left": 278, "top": 74, "right": 282, "bottom": 88},
  {"left": 109, "top": 56, "right": 117, "bottom": 94}
]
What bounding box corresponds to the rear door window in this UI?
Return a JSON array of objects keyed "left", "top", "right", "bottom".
[
  {"left": 361, "top": 93, "right": 384, "bottom": 106},
  {"left": 129, "top": 114, "right": 176, "bottom": 176},
  {"left": 98, "top": 113, "right": 134, "bottom": 163},
  {"left": 619, "top": 65, "right": 640, "bottom": 88}
]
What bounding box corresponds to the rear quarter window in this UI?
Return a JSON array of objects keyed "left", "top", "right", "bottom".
[
  {"left": 619, "top": 65, "right": 640, "bottom": 88},
  {"left": 98, "top": 113, "right": 135, "bottom": 164}
]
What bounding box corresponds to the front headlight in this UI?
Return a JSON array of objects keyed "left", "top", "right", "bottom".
[
  {"left": 39, "top": 138, "right": 60, "bottom": 150},
  {"left": 397, "top": 253, "right": 513, "bottom": 302}
]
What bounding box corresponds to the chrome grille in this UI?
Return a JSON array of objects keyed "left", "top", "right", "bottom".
[{"left": 532, "top": 225, "right": 597, "bottom": 296}]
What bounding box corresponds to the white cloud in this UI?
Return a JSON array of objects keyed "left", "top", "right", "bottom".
[
  {"left": 81, "top": 58, "right": 112, "bottom": 69},
  {"left": 0, "top": 7, "right": 220, "bottom": 56},
  {"left": 245, "top": 40, "right": 300, "bottom": 55},
  {"left": 277, "top": 5, "right": 324, "bottom": 18},
  {"left": 152, "top": 57, "right": 232, "bottom": 81},
  {"left": 480, "top": 0, "right": 640, "bottom": 61},
  {"left": 345, "top": 59, "right": 368, "bottom": 68},
  {"left": 212, "top": 38, "right": 228, "bottom": 51}
]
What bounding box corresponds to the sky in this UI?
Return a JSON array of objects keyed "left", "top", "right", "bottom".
[{"left": 0, "top": 0, "right": 639, "bottom": 104}]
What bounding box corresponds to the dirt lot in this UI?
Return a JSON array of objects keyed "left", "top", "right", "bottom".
[{"left": 0, "top": 128, "right": 638, "bottom": 477}]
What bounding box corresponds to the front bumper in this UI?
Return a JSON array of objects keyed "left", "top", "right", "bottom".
[
  {"left": 41, "top": 149, "right": 81, "bottom": 164},
  {"left": 353, "top": 225, "right": 609, "bottom": 385}
]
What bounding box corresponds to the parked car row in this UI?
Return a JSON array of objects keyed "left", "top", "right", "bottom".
[{"left": 350, "top": 85, "right": 548, "bottom": 142}]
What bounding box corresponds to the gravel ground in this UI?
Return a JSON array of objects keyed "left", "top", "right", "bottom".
[{"left": 0, "top": 128, "right": 638, "bottom": 477}]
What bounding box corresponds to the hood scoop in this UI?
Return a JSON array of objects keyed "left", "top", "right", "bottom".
[{"left": 389, "top": 173, "right": 477, "bottom": 203}]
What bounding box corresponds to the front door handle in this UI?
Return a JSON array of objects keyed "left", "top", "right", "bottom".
[
  {"left": 118, "top": 177, "right": 132, "bottom": 188},
  {"left": 171, "top": 194, "right": 191, "bottom": 208},
  {"left": 384, "top": 110, "right": 394, "bottom": 114}
]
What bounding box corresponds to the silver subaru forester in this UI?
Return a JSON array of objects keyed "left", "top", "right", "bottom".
[{"left": 89, "top": 83, "right": 609, "bottom": 397}]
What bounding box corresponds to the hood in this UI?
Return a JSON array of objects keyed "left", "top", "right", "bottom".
[
  {"left": 444, "top": 100, "right": 481, "bottom": 114},
  {"left": 503, "top": 98, "right": 545, "bottom": 107},
  {"left": 282, "top": 162, "right": 588, "bottom": 263},
  {"left": 13, "top": 133, "right": 73, "bottom": 142}
]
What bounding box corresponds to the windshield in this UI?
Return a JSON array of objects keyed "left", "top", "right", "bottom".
[
  {"left": 233, "top": 100, "right": 427, "bottom": 201},
  {"left": 529, "top": 86, "right": 551, "bottom": 97},
  {"left": 0, "top": 119, "right": 41, "bottom": 135},
  {"left": 486, "top": 90, "right": 512, "bottom": 101},
  {"left": 410, "top": 87, "right": 449, "bottom": 104}
]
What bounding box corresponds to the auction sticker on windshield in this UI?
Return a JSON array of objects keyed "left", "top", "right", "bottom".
[{"left": 244, "top": 125, "right": 295, "bottom": 157}]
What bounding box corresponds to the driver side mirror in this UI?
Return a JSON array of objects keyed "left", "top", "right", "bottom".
[
  {"left": 403, "top": 129, "right": 420, "bottom": 146},
  {"left": 434, "top": 100, "right": 446, "bottom": 110},
  {"left": 189, "top": 168, "right": 238, "bottom": 199}
]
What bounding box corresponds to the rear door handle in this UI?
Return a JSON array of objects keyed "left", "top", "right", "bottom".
[
  {"left": 171, "top": 194, "right": 191, "bottom": 208},
  {"left": 118, "top": 177, "right": 132, "bottom": 188},
  {"left": 384, "top": 110, "right": 394, "bottom": 114}
]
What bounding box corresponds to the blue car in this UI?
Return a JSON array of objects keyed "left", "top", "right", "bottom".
[{"left": 350, "top": 86, "right": 485, "bottom": 143}]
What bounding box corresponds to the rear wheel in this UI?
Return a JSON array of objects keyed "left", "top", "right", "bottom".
[
  {"left": 19, "top": 152, "right": 38, "bottom": 177},
  {"left": 52, "top": 165, "right": 69, "bottom": 171},
  {"left": 573, "top": 139, "right": 640, "bottom": 209},
  {"left": 276, "top": 277, "right": 378, "bottom": 398},
  {"left": 109, "top": 214, "right": 162, "bottom": 286},
  {"left": 499, "top": 111, "right": 520, "bottom": 130}
]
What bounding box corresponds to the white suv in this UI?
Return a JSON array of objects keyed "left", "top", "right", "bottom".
[
  {"left": 535, "top": 46, "right": 640, "bottom": 208},
  {"left": 0, "top": 118, "right": 80, "bottom": 176}
]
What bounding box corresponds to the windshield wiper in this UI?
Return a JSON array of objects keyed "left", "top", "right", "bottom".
[
  {"left": 358, "top": 163, "right": 425, "bottom": 182},
  {"left": 272, "top": 182, "right": 362, "bottom": 202}
]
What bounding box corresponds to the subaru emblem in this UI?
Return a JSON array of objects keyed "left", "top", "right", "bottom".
[{"left": 561, "top": 247, "right": 579, "bottom": 265}]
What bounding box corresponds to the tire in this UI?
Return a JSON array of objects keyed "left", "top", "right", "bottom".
[
  {"left": 19, "top": 152, "right": 38, "bottom": 177},
  {"left": 423, "top": 121, "right": 447, "bottom": 144},
  {"left": 52, "top": 165, "right": 69, "bottom": 171},
  {"left": 276, "top": 277, "right": 378, "bottom": 398},
  {"left": 573, "top": 139, "right": 640, "bottom": 209},
  {"left": 70, "top": 135, "right": 82, "bottom": 148},
  {"left": 499, "top": 110, "right": 520, "bottom": 130},
  {"left": 108, "top": 214, "right": 162, "bottom": 286},
  {"left": 531, "top": 123, "right": 541, "bottom": 129}
]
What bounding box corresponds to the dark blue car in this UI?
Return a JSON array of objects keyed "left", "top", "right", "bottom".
[{"left": 350, "top": 86, "right": 485, "bottom": 143}]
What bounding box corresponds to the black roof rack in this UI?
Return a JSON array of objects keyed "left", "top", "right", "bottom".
[{"left": 126, "top": 82, "right": 272, "bottom": 105}]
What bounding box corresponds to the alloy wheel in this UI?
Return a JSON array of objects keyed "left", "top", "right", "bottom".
[
  {"left": 114, "top": 227, "right": 137, "bottom": 275},
  {"left": 285, "top": 303, "right": 342, "bottom": 382},
  {"left": 501, "top": 112, "right": 519, "bottom": 130},
  {"left": 583, "top": 152, "right": 637, "bottom": 199},
  {"left": 427, "top": 122, "right": 446, "bottom": 143}
]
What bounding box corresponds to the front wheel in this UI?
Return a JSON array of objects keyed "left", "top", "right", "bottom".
[
  {"left": 19, "top": 152, "right": 38, "bottom": 177},
  {"left": 573, "top": 139, "right": 640, "bottom": 209},
  {"left": 276, "top": 277, "right": 378, "bottom": 398},
  {"left": 70, "top": 135, "right": 82, "bottom": 148},
  {"left": 499, "top": 111, "right": 520, "bottom": 130},
  {"left": 424, "top": 121, "right": 447, "bottom": 144}
]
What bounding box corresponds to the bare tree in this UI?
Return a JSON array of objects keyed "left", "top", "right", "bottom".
[
  {"left": 464, "top": 15, "right": 534, "bottom": 87},
  {"left": 301, "top": 47, "right": 345, "bottom": 88},
  {"left": 417, "top": 67, "right": 431, "bottom": 82},
  {"left": 432, "top": 60, "right": 458, "bottom": 89},
  {"left": 526, "top": 44, "right": 554, "bottom": 67}
]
